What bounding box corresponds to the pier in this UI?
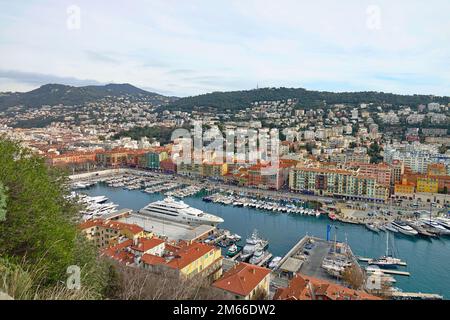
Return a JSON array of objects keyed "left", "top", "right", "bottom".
[
  {"left": 358, "top": 256, "right": 407, "bottom": 267},
  {"left": 366, "top": 267, "right": 410, "bottom": 277},
  {"left": 389, "top": 291, "right": 443, "bottom": 300}
]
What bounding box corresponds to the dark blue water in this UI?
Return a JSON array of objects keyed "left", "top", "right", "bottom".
[{"left": 84, "top": 184, "right": 450, "bottom": 298}]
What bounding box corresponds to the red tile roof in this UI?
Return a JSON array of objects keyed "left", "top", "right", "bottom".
[
  {"left": 131, "top": 237, "right": 165, "bottom": 252},
  {"left": 141, "top": 253, "right": 166, "bottom": 266},
  {"left": 274, "top": 274, "right": 381, "bottom": 300},
  {"left": 212, "top": 262, "right": 271, "bottom": 297},
  {"left": 79, "top": 219, "right": 143, "bottom": 235},
  {"left": 166, "top": 242, "right": 216, "bottom": 270}
]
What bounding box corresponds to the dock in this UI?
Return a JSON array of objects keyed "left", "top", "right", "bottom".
[
  {"left": 358, "top": 256, "right": 407, "bottom": 267},
  {"left": 389, "top": 291, "right": 443, "bottom": 300},
  {"left": 257, "top": 253, "right": 273, "bottom": 267},
  {"left": 366, "top": 267, "right": 410, "bottom": 277}
]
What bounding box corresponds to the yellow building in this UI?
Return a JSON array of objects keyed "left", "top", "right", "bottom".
[
  {"left": 141, "top": 242, "right": 223, "bottom": 281},
  {"left": 416, "top": 177, "right": 439, "bottom": 193},
  {"left": 79, "top": 219, "right": 146, "bottom": 249},
  {"left": 202, "top": 162, "right": 228, "bottom": 178}
]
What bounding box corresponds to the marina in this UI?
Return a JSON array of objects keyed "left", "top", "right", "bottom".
[{"left": 77, "top": 174, "right": 450, "bottom": 298}]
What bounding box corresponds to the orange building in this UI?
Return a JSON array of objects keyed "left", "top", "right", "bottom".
[
  {"left": 46, "top": 151, "right": 98, "bottom": 167},
  {"left": 394, "top": 178, "right": 415, "bottom": 195}
]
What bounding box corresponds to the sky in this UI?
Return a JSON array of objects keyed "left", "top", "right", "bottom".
[{"left": 0, "top": 0, "right": 449, "bottom": 97}]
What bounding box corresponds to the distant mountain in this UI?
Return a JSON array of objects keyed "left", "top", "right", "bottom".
[
  {"left": 0, "top": 83, "right": 177, "bottom": 110},
  {"left": 165, "top": 87, "right": 450, "bottom": 112}
]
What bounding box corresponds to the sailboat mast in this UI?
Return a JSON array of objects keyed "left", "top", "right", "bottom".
[{"left": 386, "top": 232, "right": 389, "bottom": 257}]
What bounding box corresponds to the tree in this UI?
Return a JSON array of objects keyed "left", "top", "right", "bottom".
[
  {"left": 368, "top": 142, "right": 383, "bottom": 164},
  {"left": 0, "top": 137, "right": 110, "bottom": 296},
  {"left": 342, "top": 263, "right": 364, "bottom": 290},
  {"left": 0, "top": 182, "right": 6, "bottom": 222}
]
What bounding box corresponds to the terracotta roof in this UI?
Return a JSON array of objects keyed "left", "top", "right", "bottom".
[
  {"left": 131, "top": 237, "right": 165, "bottom": 252},
  {"left": 166, "top": 242, "right": 216, "bottom": 270},
  {"left": 141, "top": 253, "right": 166, "bottom": 266},
  {"left": 274, "top": 274, "right": 380, "bottom": 300},
  {"left": 102, "top": 240, "right": 134, "bottom": 264},
  {"left": 79, "top": 219, "right": 143, "bottom": 235},
  {"left": 212, "top": 262, "right": 271, "bottom": 297}
]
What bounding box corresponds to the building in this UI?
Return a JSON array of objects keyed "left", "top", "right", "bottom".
[
  {"left": 144, "top": 149, "right": 169, "bottom": 170},
  {"left": 141, "top": 241, "right": 223, "bottom": 281},
  {"left": 394, "top": 178, "right": 415, "bottom": 197},
  {"left": 96, "top": 149, "right": 130, "bottom": 167},
  {"left": 348, "top": 162, "right": 392, "bottom": 187},
  {"left": 201, "top": 162, "right": 228, "bottom": 178},
  {"left": 212, "top": 262, "right": 271, "bottom": 300},
  {"left": 46, "top": 151, "right": 98, "bottom": 167},
  {"left": 289, "top": 165, "right": 389, "bottom": 202},
  {"left": 416, "top": 177, "right": 439, "bottom": 194},
  {"left": 79, "top": 218, "right": 146, "bottom": 249},
  {"left": 274, "top": 274, "right": 380, "bottom": 300},
  {"left": 247, "top": 162, "right": 290, "bottom": 190},
  {"left": 160, "top": 158, "right": 177, "bottom": 173}
]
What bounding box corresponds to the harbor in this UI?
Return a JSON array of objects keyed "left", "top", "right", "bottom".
[{"left": 73, "top": 171, "right": 450, "bottom": 298}]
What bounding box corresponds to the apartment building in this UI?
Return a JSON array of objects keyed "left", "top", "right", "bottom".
[{"left": 289, "top": 165, "right": 389, "bottom": 202}]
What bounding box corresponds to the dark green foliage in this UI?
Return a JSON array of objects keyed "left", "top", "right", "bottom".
[
  {"left": 0, "top": 182, "right": 6, "bottom": 221},
  {"left": 0, "top": 137, "right": 110, "bottom": 294},
  {"left": 0, "top": 83, "right": 174, "bottom": 110},
  {"left": 368, "top": 142, "right": 383, "bottom": 164},
  {"left": 113, "top": 125, "right": 190, "bottom": 144},
  {"left": 165, "top": 87, "right": 450, "bottom": 112}
]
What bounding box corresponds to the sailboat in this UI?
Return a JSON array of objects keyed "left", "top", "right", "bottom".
[{"left": 368, "top": 232, "right": 402, "bottom": 268}]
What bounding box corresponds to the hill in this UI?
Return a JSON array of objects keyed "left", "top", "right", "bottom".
[
  {"left": 164, "top": 87, "right": 450, "bottom": 112},
  {"left": 0, "top": 83, "right": 177, "bottom": 110}
]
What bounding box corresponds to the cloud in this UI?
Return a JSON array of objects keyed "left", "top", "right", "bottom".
[
  {"left": 0, "top": 0, "right": 448, "bottom": 96},
  {"left": 0, "top": 69, "right": 103, "bottom": 88}
]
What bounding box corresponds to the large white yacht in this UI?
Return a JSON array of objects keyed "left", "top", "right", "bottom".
[{"left": 138, "top": 197, "right": 224, "bottom": 226}]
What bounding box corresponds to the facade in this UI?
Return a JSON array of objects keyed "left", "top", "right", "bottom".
[
  {"left": 289, "top": 165, "right": 389, "bottom": 202},
  {"left": 201, "top": 162, "right": 228, "bottom": 178},
  {"left": 212, "top": 262, "right": 271, "bottom": 300},
  {"left": 96, "top": 149, "right": 130, "bottom": 167},
  {"left": 141, "top": 242, "right": 223, "bottom": 281},
  {"left": 247, "top": 163, "right": 290, "bottom": 190},
  {"left": 416, "top": 177, "right": 439, "bottom": 193},
  {"left": 144, "top": 150, "right": 169, "bottom": 170},
  {"left": 394, "top": 178, "right": 415, "bottom": 196},
  {"left": 79, "top": 219, "right": 146, "bottom": 249}
]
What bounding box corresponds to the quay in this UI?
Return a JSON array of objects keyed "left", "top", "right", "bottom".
[
  {"left": 389, "top": 291, "right": 443, "bottom": 300},
  {"left": 277, "top": 235, "right": 362, "bottom": 285},
  {"left": 367, "top": 268, "right": 410, "bottom": 277},
  {"left": 358, "top": 256, "right": 407, "bottom": 267}
]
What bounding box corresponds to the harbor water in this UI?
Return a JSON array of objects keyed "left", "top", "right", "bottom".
[{"left": 84, "top": 183, "right": 450, "bottom": 298}]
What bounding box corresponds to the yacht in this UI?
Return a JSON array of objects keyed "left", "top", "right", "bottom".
[
  {"left": 436, "top": 217, "right": 450, "bottom": 229},
  {"left": 391, "top": 221, "right": 418, "bottom": 236},
  {"left": 240, "top": 230, "right": 269, "bottom": 261},
  {"left": 249, "top": 247, "right": 270, "bottom": 265},
  {"left": 138, "top": 197, "right": 224, "bottom": 226},
  {"left": 384, "top": 223, "right": 399, "bottom": 233},
  {"left": 226, "top": 244, "right": 242, "bottom": 258},
  {"left": 420, "top": 219, "right": 450, "bottom": 236},
  {"left": 365, "top": 223, "right": 380, "bottom": 233},
  {"left": 268, "top": 256, "right": 282, "bottom": 270},
  {"left": 369, "top": 232, "right": 403, "bottom": 268}
]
